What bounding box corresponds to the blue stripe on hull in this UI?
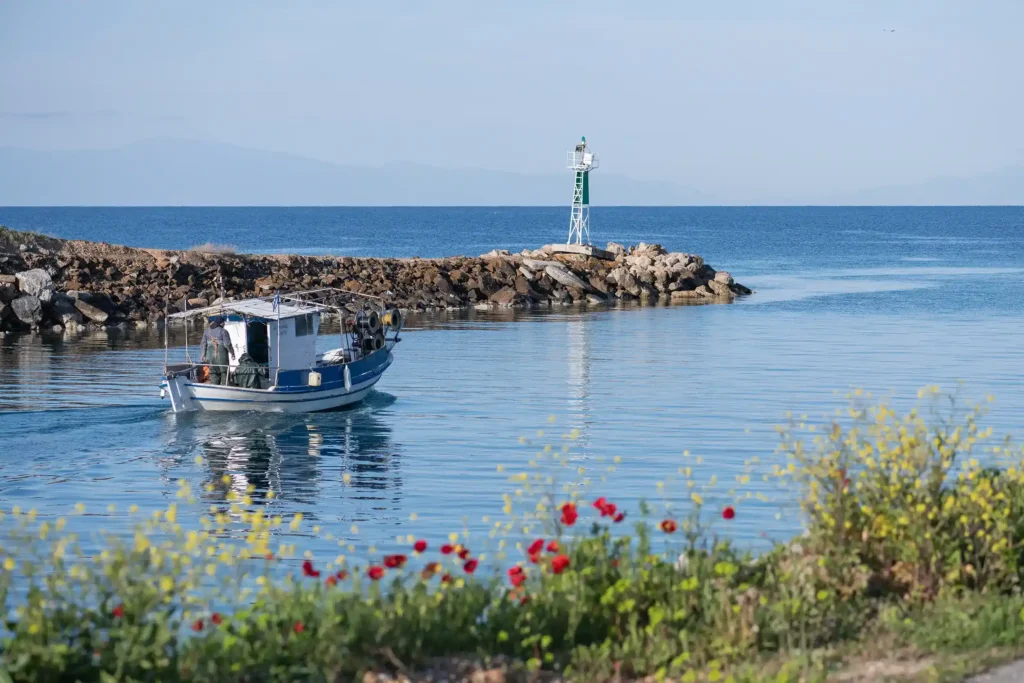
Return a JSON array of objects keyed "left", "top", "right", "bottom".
[{"left": 195, "top": 379, "right": 379, "bottom": 404}]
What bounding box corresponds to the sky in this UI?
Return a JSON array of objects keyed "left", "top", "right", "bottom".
[{"left": 1, "top": 0, "right": 1022, "bottom": 202}]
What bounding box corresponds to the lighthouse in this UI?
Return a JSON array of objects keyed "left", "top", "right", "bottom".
[{"left": 566, "top": 136, "right": 599, "bottom": 245}]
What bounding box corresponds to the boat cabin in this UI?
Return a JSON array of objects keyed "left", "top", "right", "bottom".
[{"left": 217, "top": 299, "right": 321, "bottom": 386}]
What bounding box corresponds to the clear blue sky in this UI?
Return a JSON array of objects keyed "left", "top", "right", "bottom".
[{"left": 1, "top": 0, "right": 1021, "bottom": 201}]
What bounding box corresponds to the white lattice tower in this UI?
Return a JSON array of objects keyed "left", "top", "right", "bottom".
[{"left": 566, "top": 136, "right": 599, "bottom": 245}]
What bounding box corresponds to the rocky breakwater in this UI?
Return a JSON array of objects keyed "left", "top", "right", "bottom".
[{"left": 0, "top": 226, "right": 751, "bottom": 335}]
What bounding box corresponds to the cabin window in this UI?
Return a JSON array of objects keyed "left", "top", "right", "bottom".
[{"left": 295, "top": 314, "right": 315, "bottom": 337}]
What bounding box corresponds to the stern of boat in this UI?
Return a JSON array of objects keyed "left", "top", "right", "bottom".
[{"left": 163, "top": 374, "right": 198, "bottom": 413}]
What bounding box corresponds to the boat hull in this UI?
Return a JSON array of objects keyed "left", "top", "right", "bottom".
[{"left": 163, "top": 350, "right": 393, "bottom": 413}]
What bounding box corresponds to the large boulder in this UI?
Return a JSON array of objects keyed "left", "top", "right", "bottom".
[
  {"left": 15, "top": 269, "right": 53, "bottom": 299},
  {"left": 544, "top": 264, "right": 591, "bottom": 291},
  {"left": 488, "top": 286, "right": 521, "bottom": 307},
  {"left": 605, "top": 242, "right": 626, "bottom": 257},
  {"left": 52, "top": 294, "right": 83, "bottom": 325},
  {"left": 11, "top": 295, "right": 42, "bottom": 325},
  {"left": 0, "top": 275, "right": 16, "bottom": 303},
  {"left": 75, "top": 299, "right": 109, "bottom": 323},
  {"left": 707, "top": 279, "right": 735, "bottom": 298}
]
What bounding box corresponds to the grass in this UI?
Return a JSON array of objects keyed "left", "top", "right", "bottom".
[{"left": 4, "top": 388, "right": 1024, "bottom": 681}]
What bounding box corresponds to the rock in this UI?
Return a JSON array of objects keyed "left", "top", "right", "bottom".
[
  {"left": 544, "top": 264, "right": 591, "bottom": 291},
  {"left": 694, "top": 284, "right": 713, "bottom": 297},
  {"left": 75, "top": 299, "right": 109, "bottom": 323},
  {"left": 480, "top": 249, "right": 511, "bottom": 259},
  {"left": 613, "top": 268, "right": 641, "bottom": 296},
  {"left": 15, "top": 269, "right": 54, "bottom": 298},
  {"left": 0, "top": 280, "right": 16, "bottom": 303},
  {"left": 714, "top": 270, "right": 734, "bottom": 285},
  {"left": 514, "top": 276, "right": 533, "bottom": 297},
  {"left": 11, "top": 295, "right": 42, "bottom": 325},
  {"left": 522, "top": 258, "right": 557, "bottom": 271},
  {"left": 488, "top": 286, "right": 518, "bottom": 306},
  {"left": 707, "top": 279, "right": 735, "bottom": 298},
  {"left": 587, "top": 275, "right": 609, "bottom": 294},
  {"left": 518, "top": 265, "right": 535, "bottom": 280},
  {"left": 671, "top": 290, "right": 703, "bottom": 301},
  {"left": 0, "top": 274, "right": 16, "bottom": 285},
  {"left": 433, "top": 275, "right": 453, "bottom": 294},
  {"left": 586, "top": 293, "right": 607, "bottom": 305},
  {"left": 0, "top": 301, "right": 8, "bottom": 320},
  {"left": 605, "top": 242, "right": 626, "bottom": 257},
  {"left": 52, "top": 295, "right": 83, "bottom": 325}
]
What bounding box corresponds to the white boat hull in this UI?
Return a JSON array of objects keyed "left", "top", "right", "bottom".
[{"left": 162, "top": 350, "right": 392, "bottom": 413}]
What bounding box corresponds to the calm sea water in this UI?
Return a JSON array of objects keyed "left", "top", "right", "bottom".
[{"left": 1, "top": 206, "right": 1023, "bottom": 564}]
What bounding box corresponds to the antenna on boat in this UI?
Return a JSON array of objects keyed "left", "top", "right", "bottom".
[{"left": 566, "top": 136, "right": 599, "bottom": 245}]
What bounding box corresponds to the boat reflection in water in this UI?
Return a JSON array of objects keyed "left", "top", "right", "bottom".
[{"left": 162, "top": 393, "right": 401, "bottom": 521}]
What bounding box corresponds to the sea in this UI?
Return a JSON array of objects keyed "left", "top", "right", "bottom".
[{"left": 1, "top": 206, "right": 1023, "bottom": 564}]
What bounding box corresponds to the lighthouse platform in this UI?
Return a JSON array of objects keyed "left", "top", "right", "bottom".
[{"left": 542, "top": 243, "right": 616, "bottom": 261}]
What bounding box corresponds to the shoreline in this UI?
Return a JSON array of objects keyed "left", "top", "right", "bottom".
[{"left": 0, "top": 226, "right": 751, "bottom": 335}]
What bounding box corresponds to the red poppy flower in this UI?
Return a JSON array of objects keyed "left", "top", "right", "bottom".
[
  {"left": 367, "top": 565, "right": 385, "bottom": 581},
  {"left": 112, "top": 604, "right": 124, "bottom": 619},
  {"left": 551, "top": 554, "right": 571, "bottom": 575},
  {"left": 421, "top": 562, "right": 441, "bottom": 580},
  {"left": 383, "top": 554, "right": 407, "bottom": 569},
  {"left": 264, "top": 553, "right": 275, "bottom": 561},
  {"left": 414, "top": 539, "right": 427, "bottom": 553},
  {"left": 546, "top": 540, "right": 560, "bottom": 553},
  {"left": 301, "top": 560, "right": 321, "bottom": 578},
  {"left": 593, "top": 496, "right": 608, "bottom": 511},
  {"left": 560, "top": 502, "right": 578, "bottom": 526},
  {"left": 722, "top": 506, "right": 736, "bottom": 521},
  {"left": 527, "top": 538, "right": 544, "bottom": 555},
  {"left": 613, "top": 512, "right": 626, "bottom": 523},
  {"left": 463, "top": 559, "right": 479, "bottom": 574},
  {"left": 192, "top": 619, "right": 204, "bottom": 632},
  {"left": 529, "top": 552, "right": 540, "bottom": 564},
  {"left": 441, "top": 544, "right": 454, "bottom": 555},
  {"left": 336, "top": 570, "right": 349, "bottom": 580},
  {"left": 508, "top": 566, "right": 526, "bottom": 587},
  {"left": 519, "top": 595, "right": 531, "bottom": 606},
  {"left": 325, "top": 575, "right": 338, "bottom": 587},
  {"left": 660, "top": 519, "right": 678, "bottom": 534},
  {"left": 211, "top": 612, "right": 223, "bottom": 626},
  {"left": 601, "top": 502, "right": 617, "bottom": 518},
  {"left": 441, "top": 573, "right": 452, "bottom": 584},
  {"left": 457, "top": 546, "right": 470, "bottom": 560},
  {"left": 293, "top": 621, "right": 304, "bottom": 634}
]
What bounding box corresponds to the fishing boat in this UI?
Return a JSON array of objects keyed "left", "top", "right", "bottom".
[{"left": 159, "top": 289, "right": 401, "bottom": 413}]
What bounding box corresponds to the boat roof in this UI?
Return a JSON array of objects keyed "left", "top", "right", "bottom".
[{"left": 167, "top": 288, "right": 386, "bottom": 321}]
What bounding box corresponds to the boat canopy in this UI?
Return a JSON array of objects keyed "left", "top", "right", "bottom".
[{"left": 166, "top": 288, "right": 388, "bottom": 322}]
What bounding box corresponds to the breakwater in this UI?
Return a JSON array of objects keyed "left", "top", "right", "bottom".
[{"left": 0, "top": 226, "right": 750, "bottom": 333}]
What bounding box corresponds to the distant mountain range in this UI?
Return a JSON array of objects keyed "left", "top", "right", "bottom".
[
  {"left": 0, "top": 139, "right": 715, "bottom": 206},
  {"left": 0, "top": 139, "right": 1019, "bottom": 205}
]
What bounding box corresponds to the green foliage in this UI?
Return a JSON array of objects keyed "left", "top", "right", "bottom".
[{"left": 4, "top": 389, "right": 1024, "bottom": 681}]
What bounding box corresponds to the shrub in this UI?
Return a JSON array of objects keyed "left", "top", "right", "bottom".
[{"left": 2, "top": 389, "right": 1024, "bottom": 681}]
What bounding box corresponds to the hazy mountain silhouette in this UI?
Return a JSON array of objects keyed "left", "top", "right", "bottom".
[
  {"left": 0, "top": 139, "right": 716, "bottom": 206},
  {"left": 819, "top": 165, "right": 1024, "bottom": 205}
]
